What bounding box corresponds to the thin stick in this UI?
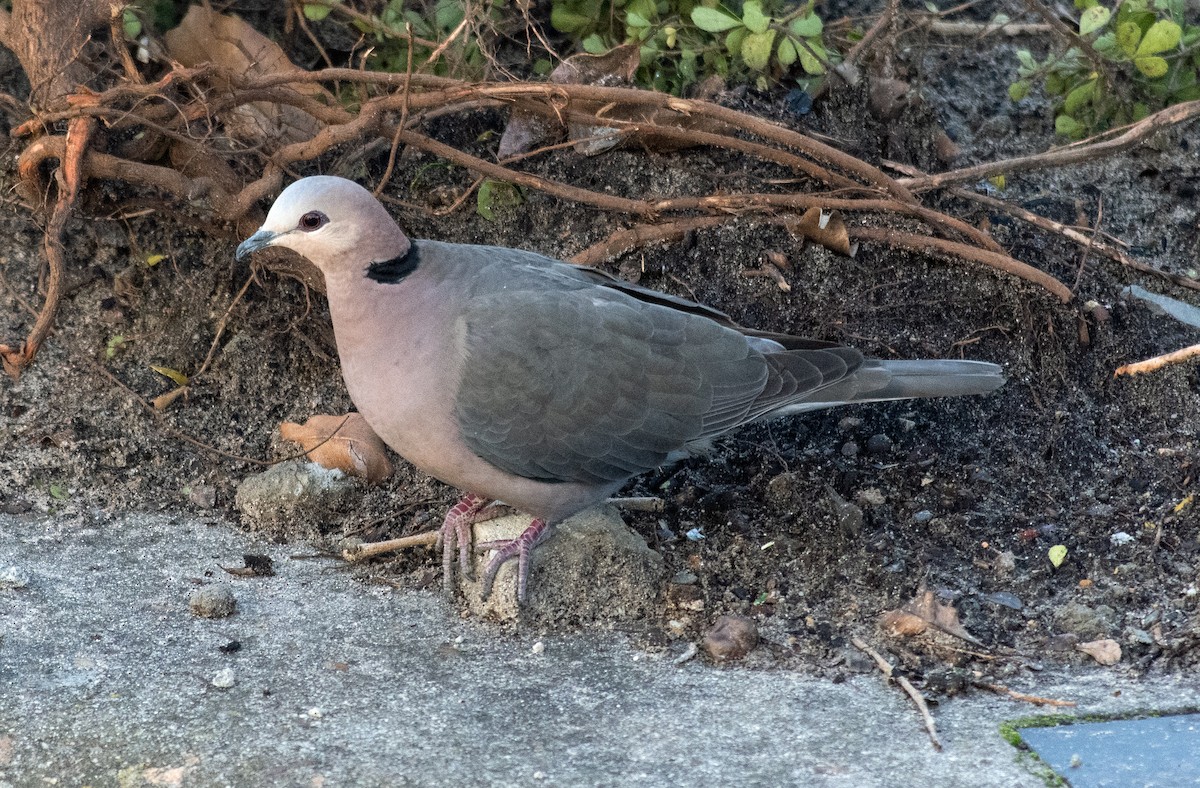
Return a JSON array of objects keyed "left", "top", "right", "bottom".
[
  {"left": 974, "top": 681, "right": 1077, "bottom": 708},
  {"left": 343, "top": 530, "right": 438, "bottom": 561},
  {"left": 852, "top": 636, "right": 942, "bottom": 750},
  {"left": 607, "top": 496, "right": 665, "bottom": 512},
  {"left": 1115, "top": 343, "right": 1200, "bottom": 377},
  {"left": 851, "top": 227, "right": 1073, "bottom": 303},
  {"left": 900, "top": 99, "right": 1200, "bottom": 192}
]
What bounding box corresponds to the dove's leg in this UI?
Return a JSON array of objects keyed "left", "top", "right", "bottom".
[
  {"left": 436, "top": 494, "right": 509, "bottom": 590},
  {"left": 478, "top": 519, "right": 555, "bottom": 603}
]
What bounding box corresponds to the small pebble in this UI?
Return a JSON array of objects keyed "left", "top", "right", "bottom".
[
  {"left": 1110, "top": 531, "right": 1134, "bottom": 546},
  {"left": 994, "top": 551, "right": 1017, "bottom": 574},
  {"left": 897, "top": 417, "right": 917, "bottom": 433},
  {"left": 840, "top": 441, "right": 860, "bottom": 458},
  {"left": 913, "top": 510, "right": 934, "bottom": 524},
  {"left": 211, "top": 668, "right": 236, "bottom": 688},
  {"left": 837, "top": 416, "right": 862, "bottom": 431},
  {"left": 188, "top": 484, "right": 217, "bottom": 509},
  {"left": 701, "top": 614, "right": 759, "bottom": 662},
  {"left": 984, "top": 591, "right": 1023, "bottom": 610},
  {"left": 685, "top": 527, "right": 705, "bottom": 541},
  {"left": 531, "top": 641, "right": 545, "bottom": 655},
  {"left": 856, "top": 488, "right": 885, "bottom": 507},
  {"left": 0, "top": 566, "right": 31, "bottom": 590},
  {"left": 672, "top": 571, "right": 699, "bottom": 585},
  {"left": 189, "top": 585, "right": 237, "bottom": 619},
  {"left": 865, "top": 434, "right": 893, "bottom": 456}
]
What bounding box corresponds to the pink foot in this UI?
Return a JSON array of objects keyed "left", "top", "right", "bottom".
[
  {"left": 479, "top": 518, "right": 554, "bottom": 603},
  {"left": 434, "top": 494, "right": 503, "bottom": 592}
]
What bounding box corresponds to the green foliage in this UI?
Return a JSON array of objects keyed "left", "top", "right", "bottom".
[
  {"left": 476, "top": 179, "right": 523, "bottom": 220},
  {"left": 1010, "top": 0, "right": 1200, "bottom": 138},
  {"left": 312, "top": 0, "right": 505, "bottom": 78},
  {"left": 550, "top": 0, "right": 838, "bottom": 94}
]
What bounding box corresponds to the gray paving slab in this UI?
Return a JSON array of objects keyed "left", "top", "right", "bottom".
[
  {"left": 1020, "top": 713, "right": 1200, "bottom": 787},
  {"left": 1, "top": 512, "right": 1197, "bottom": 787}
]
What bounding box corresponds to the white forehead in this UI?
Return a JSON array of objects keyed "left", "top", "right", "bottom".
[{"left": 265, "top": 176, "right": 377, "bottom": 227}]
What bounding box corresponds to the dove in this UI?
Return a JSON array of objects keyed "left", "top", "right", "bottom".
[{"left": 236, "top": 176, "right": 1005, "bottom": 603}]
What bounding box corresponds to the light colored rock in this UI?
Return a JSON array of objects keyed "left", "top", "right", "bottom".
[
  {"left": 459, "top": 505, "right": 662, "bottom": 626},
  {"left": 234, "top": 460, "right": 356, "bottom": 536}
]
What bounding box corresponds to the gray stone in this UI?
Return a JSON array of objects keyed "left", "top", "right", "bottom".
[
  {"left": 189, "top": 584, "right": 237, "bottom": 619},
  {"left": 460, "top": 505, "right": 663, "bottom": 626},
  {"left": 1053, "top": 601, "right": 1116, "bottom": 640},
  {"left": 234, "top": 460, "right": 356, "bottom": 536}
]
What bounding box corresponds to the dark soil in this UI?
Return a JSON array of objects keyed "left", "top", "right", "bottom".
[{"left": 1, "top": 5, "right": 1197, "bottom": 684}]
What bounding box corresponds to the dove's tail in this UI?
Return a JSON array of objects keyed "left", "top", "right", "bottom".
[{"left": 771, "top": 359, "right": 1006, "bottom": 417}]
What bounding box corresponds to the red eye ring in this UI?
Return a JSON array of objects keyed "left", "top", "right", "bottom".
[{"left": 299, "top": 211, "right": 327, "bottom": 231}]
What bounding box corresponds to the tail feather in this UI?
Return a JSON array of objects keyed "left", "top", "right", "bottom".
[{"left": 767, "top": 358, "right": 1005, "bottom": 417}]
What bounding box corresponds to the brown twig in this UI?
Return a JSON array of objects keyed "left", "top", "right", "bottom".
[
  {"left": 900, "top": 100, "right": 1200, "bottom": 192},
  {"left": 851, "top": 636, "right": 942, "bottom": 751},
  {"left": 973, "top": 681, "right": 1077, "bottom": 708},
  {"left": 570, "top": 217, "right": 728, "bottom": 265},
  {"left": 343, "top": 530, "right": 439, "bottom": 561},
  {"left": 851, "top": 227, "right": 1073, "bottom": 303},
  {"left": 1114, "top": 343, "right": 1200, "bottom": 377},
  {"left": 1, "top": 105, "right": 94, "bottom": 377}
]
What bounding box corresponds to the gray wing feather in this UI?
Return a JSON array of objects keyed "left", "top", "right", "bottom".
[{"left": 454, "top": 288, "right": 769, "bottom": 485}]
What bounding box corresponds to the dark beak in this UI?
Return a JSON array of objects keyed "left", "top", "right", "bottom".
[{"left": 235, "top": 229, "right": 279, "bottom": 261}]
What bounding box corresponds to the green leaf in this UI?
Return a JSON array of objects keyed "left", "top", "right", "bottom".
[
  {"left": 778, "top": 36, "right": 798, "bottom": 67},
  {"left": 798, "top": 39, "right": 826, "bottom": 75},
  {"left": 145, "top": 253, "right": 166, "bottom": 267},
  {"left": 741, "top": 1, "right": 770, "bottom": 34},
  {"left": 789, "top": 13, "right": 823, "bottom": 38},
  {"left": 1134, "top": 55, "right": 1169, "bottom": 77},
  {"left": 551, "top": 6, "right": 593, "bottom": 33},
  {"left": 105, "top": 335, "right": 126, "bottom": 359},
  {"left": 476, "top": 179, "right": 522, "bottom": 221},
  {"left": 122, "top": 9, "right": 142, "bottom": 40},
  {"left": 626, "top": 10, "right": 651, "bottom": 28},
  {"left": 1008, "top": 79, "right": 1031, "bottom": 101},
  {"left": 725, "top": 26, "right": 748, "bottom": 56},
  {"left": 1136, "top": 19, "right": 1181, "bottom": 55},
  {"left": 691, "top": 6, "right": 743, "bottom": 33},
  {"left": 1079, "top": 5, "right": 1110, "bottom": 35},
  {"left": 1055, "top": 113, "right": 1085, "bottom": 138},
  {"left": 150, "top": 365, "right": 189, "bottom": 387},
  {"left": 49, "top": 484, "right": 69, "bottom": 501},
  {"left": 1116, "top": 22, "right": 1142, "bottom": 56},
  {"left": 303, "top": 3, "right": 334, "bottom": 21},
  {"left": 477, "top": 180, "right": 496, "bottom": 221},
  {"left": 1063, "top": 80, "right": 1095, "bottom": 114},
  {"left": 1048, "top": 544, "right": 1068, "bottom": 568},
  {"left": 1092, "top": 31, "right": 1118, "bottom": 53},
  {"left": 581, "top": 34, "right": 606, "bottom": 54},
  {"left": 1016, "top": 49, "right": 1037, "bottom": 71},
  {"left": 740, "top": 29, "right": 776, "bottom": 71},
  {"left": 434, "top": 0, "right": 463, "bottom": 32}
]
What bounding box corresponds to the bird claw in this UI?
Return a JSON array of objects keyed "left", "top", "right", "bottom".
[
  {"left": 435, "top": 493, "right": 495, "bottom": 592},
  {"left": 479, "top": 518, "right": 552, "bottom": 603}
]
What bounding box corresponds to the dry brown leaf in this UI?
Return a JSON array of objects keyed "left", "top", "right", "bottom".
[
  {"left": 499, "top": 45, "right": 641, "bottom": 159},
  {"left": 880, "top": 609, "right": 928, "bottom": 637},
  {"left": 280, "top": 413, "right": 393, "bottom": 484},
  {"left": 888, "top": 589, "right": 983, "bottom": 645},
  {"left": 163, "top": 6, "right": 330, "bottom": 148},
  {"left": 789, "top": 207, "right": 853, "bottom": 256},
  {"left": 1077, "top": 638, "right": 1122, "bottom": 665}
]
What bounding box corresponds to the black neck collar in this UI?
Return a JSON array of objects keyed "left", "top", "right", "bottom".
[{"left": 365, "top": 245, "right": 419, "bottom": 284}]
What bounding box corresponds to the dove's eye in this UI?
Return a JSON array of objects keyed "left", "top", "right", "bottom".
[{"left": 299, "top": 211, "right": 328, "bottom": 231}]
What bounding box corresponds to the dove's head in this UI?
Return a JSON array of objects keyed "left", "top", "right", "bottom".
[{"left": 236, "top": 176, "right": 411, "bottom": 280}]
